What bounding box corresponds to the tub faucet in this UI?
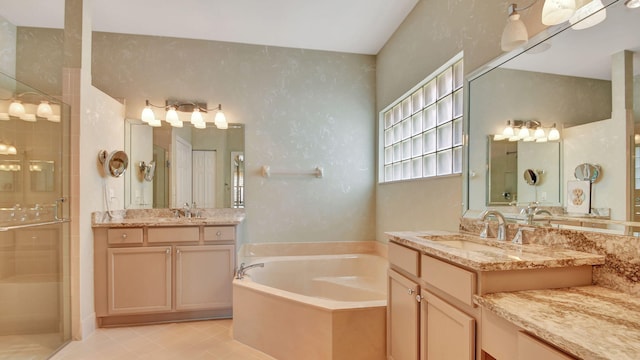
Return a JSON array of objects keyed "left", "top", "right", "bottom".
[
  {"left": 235, "top": 262, "right": 264, "bottom": 279},
  {"left": 479, "top": 209, "right": 507, "bottom": 241}
]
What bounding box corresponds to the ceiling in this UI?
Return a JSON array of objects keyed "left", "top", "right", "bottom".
[{"left": 0, "top": 0, "right": 419, "bottom": 55}]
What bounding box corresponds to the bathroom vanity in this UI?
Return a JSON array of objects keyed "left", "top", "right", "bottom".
[
  {"left": 92, "top": 209, "right": 244, "bottom": 326},
  {"left": 386, "top": 231, "right": 606, "bottom": 360}
]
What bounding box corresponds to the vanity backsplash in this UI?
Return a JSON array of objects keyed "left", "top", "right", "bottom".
[{"left": 459, "top": 217, "right": 640, "bottom": 296}]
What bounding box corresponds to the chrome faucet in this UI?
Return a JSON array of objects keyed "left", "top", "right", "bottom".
[
  {"left": 235, "top": 262, "right": 264, "bottom": 279},
  {"left": 521, "top": 202, "right": 552, "bottom": 225},
  {"left": 183, "top": 202, "right": 191, "bottom": 218},
  {"left": 479, "top": 209, "right": 507, "bottom": 241}
]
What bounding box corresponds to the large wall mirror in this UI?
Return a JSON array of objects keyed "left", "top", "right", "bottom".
[
  {"left": 465, "top": 0, "right": 640, "bottom": 233},
  {"left": 124, "top": 120, "right": 245, "bottom": 209}
]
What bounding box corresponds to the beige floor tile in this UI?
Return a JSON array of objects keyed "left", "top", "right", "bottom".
[{"left": 49, "top": 319, "right": 275, "bottom": 360}]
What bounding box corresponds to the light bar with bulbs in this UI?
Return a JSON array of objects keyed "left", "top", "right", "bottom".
[{"left": 141, "top": 100, "right": 228, "bottom": 129}]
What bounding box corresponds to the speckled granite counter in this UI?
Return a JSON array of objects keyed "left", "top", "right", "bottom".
[
  {"left": 386, "top": 230, "right": 605, "bottom": 271},
  {"left": 475, "top": 286, "right": 640, "bottom": 360},
  {"left": 91, "top": 208, "right": 245, "bottom": 227}
]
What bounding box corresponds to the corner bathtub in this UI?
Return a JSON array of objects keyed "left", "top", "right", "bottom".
[{"left": 232, "top": 253, "right": 388, "bottom": 360}]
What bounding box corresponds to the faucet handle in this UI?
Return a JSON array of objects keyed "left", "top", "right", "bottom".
[
  {"left": 480, "top": 222, "right": 489, "bottom": 239},
  {"left": 512, "top": 227, "right": 534, "bottom": 245}
]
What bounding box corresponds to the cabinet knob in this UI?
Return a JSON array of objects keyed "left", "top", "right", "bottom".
[
  {"left": 216, "top": 231, "right": 222, "bottom": 237},
  {"left": 176, "top": 249, "right": 181, "bottom": 255},
  {"left": 408, "top": 288, "right": 415, "bottom": 295},
  {"left": 166, "top": 248, "right": 170, "bottom": 254},
  {"left": 121, "top": 233, "right": 128, "bottom": 239},
  {"left": 416, "top": 295, "right": 422, "bottom": 303}
]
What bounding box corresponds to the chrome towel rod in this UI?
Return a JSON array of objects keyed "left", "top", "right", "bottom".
[
  {"left": 261, "top": 165, "right": 324, "bottom": 178},
  {"left": 0, "top": 218, "right": 71, "bottom": 232}
]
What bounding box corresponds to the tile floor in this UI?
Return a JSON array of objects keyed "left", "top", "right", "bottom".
[{"left": 50, "top": 319, "right": 275, "bottom": 360}]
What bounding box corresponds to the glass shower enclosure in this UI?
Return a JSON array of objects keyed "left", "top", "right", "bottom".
[{"left": 0, "top": 72, "right": 71, "bottom": 359}]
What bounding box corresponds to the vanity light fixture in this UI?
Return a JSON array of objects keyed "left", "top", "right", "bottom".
[
  {"left": 2, "top": 93, "right": 61, "bottom": 122},
  {"left": 0, "top": 142, "right": 17, "bottom": 155},
  {"left": 495, "top": 120, "right": 560, "bottom": 143},
  {"left": 141, "top": 100, "right": 229, "bottom": 129},
  {"left": 625, "top": 0, "right": 640, "bottom": 8}
]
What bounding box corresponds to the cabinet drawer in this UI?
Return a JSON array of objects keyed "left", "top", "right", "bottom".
[
  {"left": 203, "top": 226, "right": 235, "bottom": 242},
  {"left": 107, "top": 228, "right": 143, "bottom": 245},
  {"left": 148, "top": 227, "right": 199, "bottom": 243},
  {"left": 389, "top": 242, "right": 420, "bottom": 276},
  {"left": 421, "top": 255, "right": 476, "bottom": 307}
]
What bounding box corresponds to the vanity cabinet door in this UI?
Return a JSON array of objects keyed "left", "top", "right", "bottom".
[
  {"left": 175, "top": 245, "right": 235, "bottom": 311},
  {"left": 421, "top": 290, "right": 475, "bottom": 360},
  {"left": 107, "top": 246, "right": 172, "bottom": 315},
  {"left": 388, "top": 269, "right": 420, "bottom": 360}
]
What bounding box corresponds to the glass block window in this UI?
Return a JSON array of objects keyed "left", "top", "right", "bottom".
[{"left": 381, "top": 54, "right": 463, "bottom": 183}]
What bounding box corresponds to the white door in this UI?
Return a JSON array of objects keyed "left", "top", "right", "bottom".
[
  {"left": 192, "top": 150, "right": 216, "bottom": 208},
  {"left": 174, "top": 136, "right": 192, "bottom": 208}
]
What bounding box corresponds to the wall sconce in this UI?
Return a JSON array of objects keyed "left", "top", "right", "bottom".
[
  {"left": 1, "top": 93, "right": 61, "bottom": 123},
  {"left": 141, "top": 100, "right": 228, "bottom": 129},
  {"left": 493, "top": 120, "right": 561, "bottom": 142}
]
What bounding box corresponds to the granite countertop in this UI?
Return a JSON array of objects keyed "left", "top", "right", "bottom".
[
  {"left": 386, "top": 230, "right": 604, "bottom": 271},
  {"left": 475, "top": 286, "right": 640, "bottom": 360},
  {"left": 91, "top": 208, "right": 246, "bottom": 228}
]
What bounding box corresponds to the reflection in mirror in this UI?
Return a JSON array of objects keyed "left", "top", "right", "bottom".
[
  {"left": 125, "top": 120, "right": 245, "bottom": 209},
  {"left": 29, "top": 160, "right": 55, "bottom": 192},
  {"left": 523, "top": 169, "right": 539, "bottom": 186},
  {"left": 574, "top": 163, "right": 601, "bottom": 183},
  {"left": 487, "top": 137, "right": 560, "bottom": 205},
  {"left": 0, "top": 160, "right": 21, "bottom": 192},
  {"left": 466, "top": 0, "right": 639, "bottom": 233}
]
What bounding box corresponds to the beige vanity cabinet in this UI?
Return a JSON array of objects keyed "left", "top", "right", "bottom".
[
  {"left": 175, "top": 244, "right": 235, "bottom": 311},
  {"left": 387, "top": 269, "right": 420, "bottom": 360},
  {"left": 94, "top": 224, "right": 238, "bottom": 326},
  {"left": 421, "top": 290, "right": 475, "bottom": 360},
  {"left": 388, "top": 242, "right": 476, "bottom": 360},
  {"left": 107, "top": 246, "right": 172, "bottom": 314}
]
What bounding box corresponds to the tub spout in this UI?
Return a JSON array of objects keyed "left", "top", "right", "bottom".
[{"left": 235, "top": 262, "right": 264, "bottom": 279}]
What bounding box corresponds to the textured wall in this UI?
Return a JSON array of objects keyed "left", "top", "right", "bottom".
[
  {"left": 16, "top": 27, "right": 64, "bottom": 96},
  {"left": 375, "top": 0, "right": 519, "bottom": 239},
  {"left": 91, "top": 33, "right": 377, "bottom": 245}
]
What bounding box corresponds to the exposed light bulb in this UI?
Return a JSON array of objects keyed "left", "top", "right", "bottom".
[
  {"left": 502, "top": 120, "right": 515, "bottom": 137},
  {"left": 8, "top": 100, "right": 25, "bottom": 117},
  {"left": 518, "top": 126, "right": 530, "bottom": 139},
  {"left": 548, "top": 124, "right": 561, "bottom": 141},
  {"left": 214, "top": 105, "right": 228, "bottom": 129},
  {"left": 166, "top": 106, "right": 179, "bottom": 124},
  {"left": 191, "top": 108, "right": 204, "bottom": 124},
  {"left": 7, "top": 145, "right": 17, "bottom": 155},
  {"left": 141, "top": 107, "right": 155, "bottom": 123},
  {"left": 36, "top": 101, "right": 53, "bottom": 118},
  {"left": 534, "top": 127, "right": 546, "bottom": 139}
]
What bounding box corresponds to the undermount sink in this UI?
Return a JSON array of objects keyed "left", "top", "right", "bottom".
[
  {"left": 427, "top": 239, "right": 497, "bottom": 252},
  {"left": 419, "top": 233, "right": 506, "bottom": 252}
]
